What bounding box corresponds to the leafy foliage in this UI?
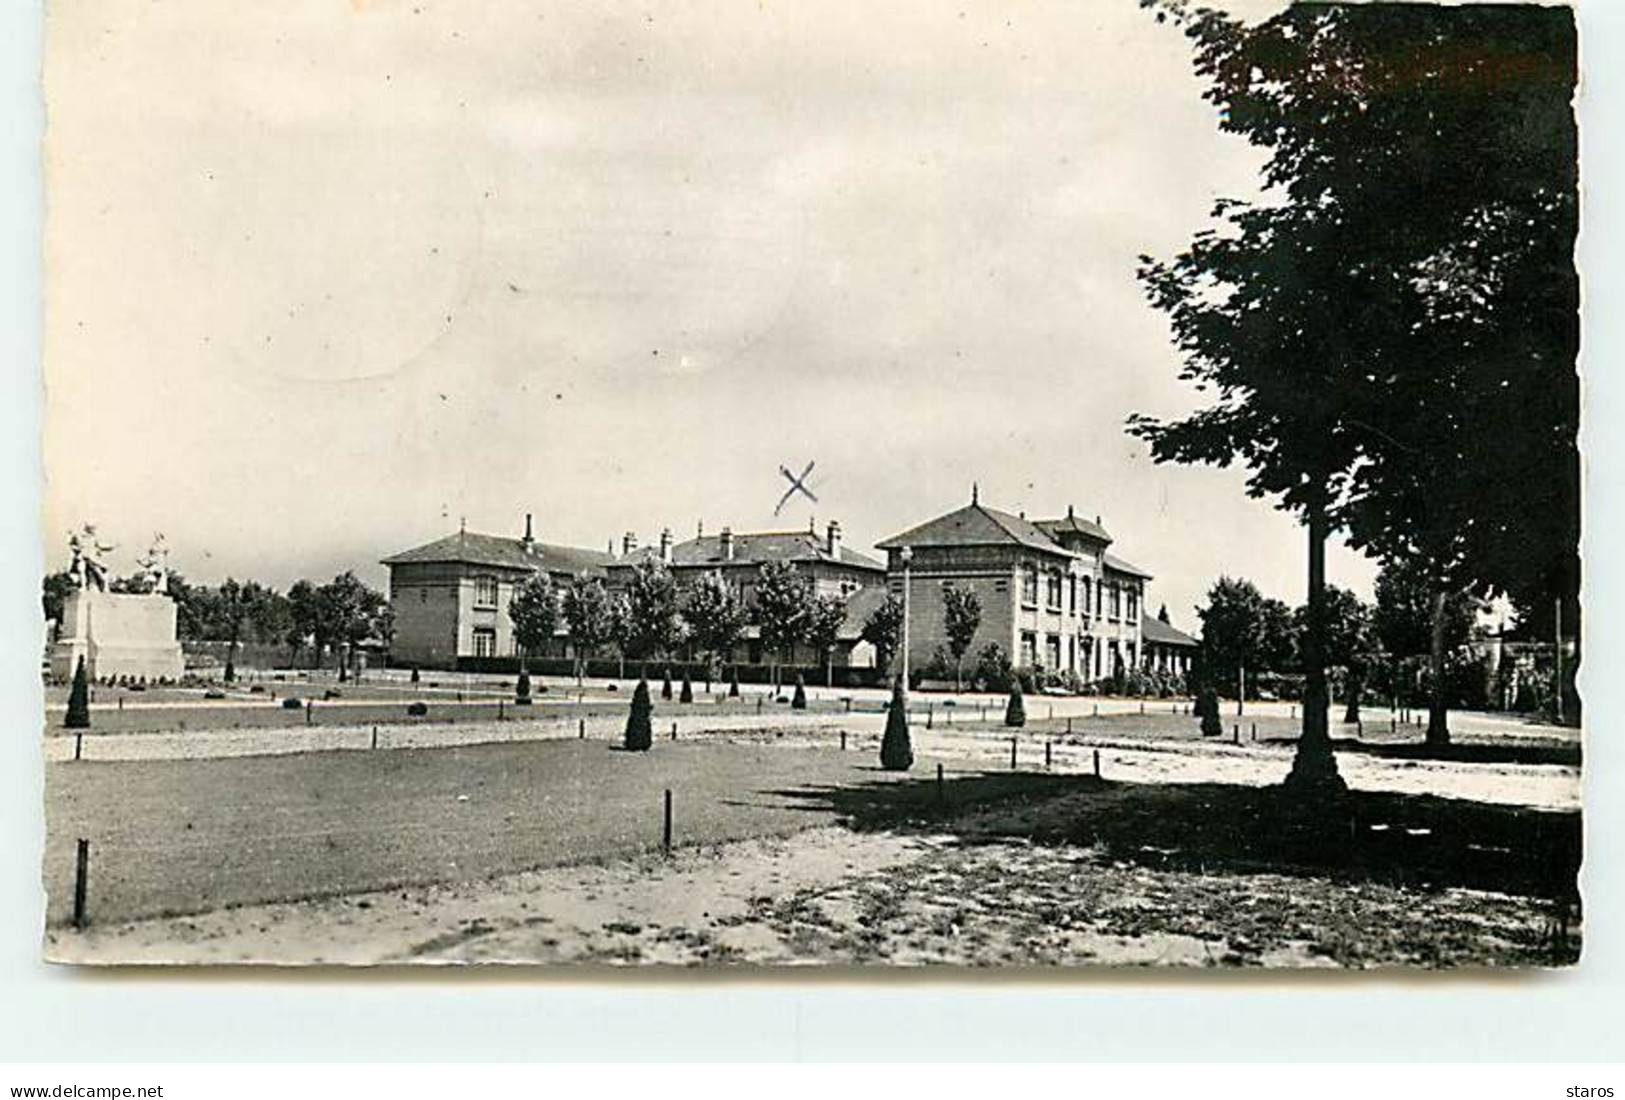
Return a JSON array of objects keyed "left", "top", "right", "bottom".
[
  {"left": 509, "top": 573, "right": 558, "bottom": 664},
  {"left": 680, "top": 570, "right": 745, "bottom": 677},
  {"left": 621, "top": 561, "right": 683, "bottom": 665},
  {"left": 942, "top": 586, "right": 982, "bottom": 688},
  {"left": 860, "top": 594, "right": 905, "bottom": 674}
]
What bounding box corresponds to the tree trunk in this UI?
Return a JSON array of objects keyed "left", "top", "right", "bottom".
[
  {"left": 1426, "top": 588, "right": 1451, "bottom": 746},
  {"left": 1236, "top": 662, "right": 1245, "bottom": 716},
  {"left": 1343, "top": 665, "right": 1364, "bottom": 725},
  {"left": 826, "top": 650, "right": 833, "bottom": 689},
  {"left": 1284, "top": 498, "right": 1345, "bottom": 796}
]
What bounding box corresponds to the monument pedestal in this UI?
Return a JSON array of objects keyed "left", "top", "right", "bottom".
[{"left": 49, "top": 590, "right": 185, "bottom": 682}]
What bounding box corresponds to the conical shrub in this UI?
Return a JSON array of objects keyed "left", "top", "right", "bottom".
[
  {"left": 65, "top": 656, "right": 91, "bottom": 730},
  {"left": 1199, "top": 687, "right": 1223, "bottom": 737},
  {"left": 661, "top": 670, "right": 673, "bottom": 701},
  {"left": 791, "top": 674, "right": 807, "bottom": 710},
  {"left": 410, "top": 665, "right": 420, "bottom": 684},
  {"left": 1004, "top": 680, "right": 1026, "bottom": 727},
  {"left": 879, "top": 679, "right": 913, "bottom": 771},
  {"left": 679, "top": 674, "right": 693, "bottom": 704},
  {"left": 728, "top": 669, "right": 740, "bottom": 698},
  {"left": 516, "top": 668, "right": 532, "bottom": 704},
  {"left": 624, "top": 678, "right": 653, "bottom": 751}
]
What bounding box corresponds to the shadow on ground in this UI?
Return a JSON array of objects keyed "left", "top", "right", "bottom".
[{"left": 760, "top": 770, "right": 1582, "bottom": 905}]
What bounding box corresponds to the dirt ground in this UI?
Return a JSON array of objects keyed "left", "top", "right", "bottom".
[{"left": 49, "top": 819, "right": 1574, "bottom": 968}]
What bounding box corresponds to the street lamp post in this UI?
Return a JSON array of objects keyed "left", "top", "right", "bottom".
[{"left": 900, "top": 546, "right": 913, "bottom": 691}]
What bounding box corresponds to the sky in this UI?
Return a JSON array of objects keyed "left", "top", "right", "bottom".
[{"left": 41, "top": 0, "right": 1378, "bottom": 628}]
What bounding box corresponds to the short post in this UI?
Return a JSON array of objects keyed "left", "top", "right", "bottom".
[
  {"left": 662, "top": 789, "right": 673, "bottom": 854},
  {"left": 1291, "top": 703, "right": 1298, "bottom": 720},
  {"left": 578, "top": 716, "right": 585, "bottom": 739},
  {"left": 1048, "top": 704, "right": 1054, "bottom": 720},
  {"left": 1139, "top": 701, "right": 1145, "bottom": 715},
  {"left": 927, "top": 706, "right": 933, "bottom": 730},
  {"left": 74, "top": 733, "right": 83, "bottom": 762},
  {"left": 1092, "top": 703, "right": 1099, "bottom": 718},
  {"left": 498, "top": 700, "right": 505, "bottom": 722},
  {"left": 1391, "top": 716, "right": 1397, "bottom": 734},
  {"left": 72, "top": 838, "right": 89, "bottom": 931},
  {"left": 305, "top": 701, "right": 313, "bottom": 726},
  {"left": 840, "top": 730, "right": 847, "bottom": 751},
  {"left": 1251, "top": 722, "right": 1257, "bottom": 742},
  {"left": 671, "top": 721, "right": 678, "bottom": 741},
  {"left": 936, "top": 763, "right": 945, "bottom": 807},
  {"left": 1010, "top": 736, "right": 1017, "bottom": 770},
  {"left": 371, "top": 725, "right": 378, "bottom": 750},
  {"left": 844, "top": 698, "right": 851, "bottom": 714},
  {"left": 117, "top": 696, "right": 123, "bottom": 713},
  {"left": 1233, "top": 724, "right": 1240, "bottom": 745},
  {"left": 1045, "top": 740, "right": 1052, "bottom": 770},
  {"left": 1066, "top": 716, "right": 1073, "bottom": 735},
  {"left": 1093, "top": 748, "right": 1101, "bottom": 779},
  {"left": 756, "top": 697, "right": 763, "bottom": 714}
]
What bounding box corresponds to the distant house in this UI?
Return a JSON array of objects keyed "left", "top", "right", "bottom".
[
  {"left": 381, "top": 515, "right": 611, "bottom": 669},
  {"left": 605, "top": 520, "right": 887, "bottom": 668},
  {"left": 1140, "top": 613, "right": 1197, "bottom": 677},
  {"left": 875, "top": 491, "right": 1158, "bottom": 683}
]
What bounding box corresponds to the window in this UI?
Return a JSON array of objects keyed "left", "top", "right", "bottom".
[
  {"left": 1126, "top": 586, "right": 1139, "bottom": 622},
  {"left": 1046, "top": 570, "right": 1062, "bottom": 610},
  {"left": 1045, "top": 634, "right": 1061, "bottom": 669},
  {"left": 472, "top": 627, "right": 496, "bottom": 658},
  {"left": 1069, "top": 577, "right": 1076, "bottom": 615},
  {"left": 1020, "top": 564, "right": 1038, "bottom": 607},
  {"left": 1109, "top": 583, "right": 1122, "bottom": 620},
  {"left": 1020, "top": 631, "right": 1037, "bottom": 667},
  {"left": 474, "top": 575, "right": 498, "bottom": 607},
  {"left": 1082, "top": 578, "right": 1093, "bottom": 615}
]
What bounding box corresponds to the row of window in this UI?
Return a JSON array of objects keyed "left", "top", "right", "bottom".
[
  {"left": 1017, "top": 565, "right": 1137, "bottom": 621},
  {"left": 1019, "top": 631, "right": 1138, "bottom": 673}
]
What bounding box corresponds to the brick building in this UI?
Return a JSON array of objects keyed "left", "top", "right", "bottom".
[{"left": 875, "top": 492, "right": 1160, "bottom": 683}]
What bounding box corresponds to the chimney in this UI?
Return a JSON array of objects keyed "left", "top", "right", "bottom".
[
  {"left": 659, "top": 527, "right": 673, "bottom": 564},
  {"left": 521, "top": 513, "right": 535, "bottom": 551},
  {"left": 720, "top": 527, "right": 735, "bottom": 562},
  {"left": 697, "top": 519, "right": 705, "bottom": 539},
  {"left": 1067, "top": 504, "right": 1075, "bottom": 521},
  {"left": 826, "top": 519, "right": 842, "bottom": 558},
  {"left": 622, "top": 531, "right": 639, "bottom": 557}
]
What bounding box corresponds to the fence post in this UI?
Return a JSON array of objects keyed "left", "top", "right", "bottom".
[
  {"left": 72, "top": 839, "right": 89, "bottom": 931},
  {"left": 927, "top": 706, "right": 933, "bottom": 730},
  {"left": 1093, "top": 748, "right": 1101, "bottom": 779},
  {"left": 371, "top": 725, "right": 378, "bottom": 750},
  {"left": 1066, "top": 716, "right": 1073, "bottom": 735},
  {"left": 1010, "top": 736, "right": 1017, "bottom": 770},
  {"left": 671, "top": 721, "right": 678, "bottom": 741},
  {"left": 1045, "top": 740, "right": 1052, "bottom": 770},
  {"left": 306, "top": 701, "right": 313, "bottom": 726},
  {"left": 1139, "top": 701, "right": 1145, "bottom": 715},
  {"left": 840, "top": 730, "right": 847, "bottom": 751},
  {"left": 74, "top": 733, "right": 83, "bottom": 762},
  {"left": 936, "top": 763, "right": 945, "bottom": 808},
  {"left": 662, "top": 789, "right": 673, "bottom": 854},
  {"left": 498, "top": 700, "right": 505, "bottom": 722},
  {"left": 1251, "top": 722, "right": 1257, "bottom": 742},
  {"left": 1233, "top": 724, "right": 1240, "bottom": 745},
  {"left": 579, "top": 717, "right": 585, "bottom": 739},
  {"left": 1093, "top": 703, "right": 1099, "bottom": 718}
]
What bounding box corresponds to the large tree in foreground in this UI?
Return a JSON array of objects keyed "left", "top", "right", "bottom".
[{"left": 1132, "top": 1, "right": 1577, "bottom": 791}]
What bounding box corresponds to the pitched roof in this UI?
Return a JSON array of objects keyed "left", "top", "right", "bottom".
[
  {"left": 839, "top": 584, "right": 891, "bottom": 640},
  {"left": 381, "top": 530, "right": 612, "bottom": 576},
  {"left": 875, "top": 502, "right": 1077, "bottom": 558},
  {"left": 613, "top": 530, "right": 884, "bottom": 572},
  {"left": 1103, "top": 551, "right": 1153, "bottom": 579},
  {"left": 1141, "top": 614, "right": 1197, "bottom": 647},
  {"left": 1034, "top": 509, "right": 1112, "bottom": 545}
]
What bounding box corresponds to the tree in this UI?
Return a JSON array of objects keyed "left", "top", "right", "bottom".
[
  {"left": 1136, "top": 1, "right": 1577, "bottom": 786},
  {"left": 624, "top": 678, "right": 653, "bottom": 751},
  {"left": 803, "top": 592, "right": 849, "bottom": 688},
  {"left": 1196, "top": 578, "right": 1288, "bottom": 716},
  {"left": 562, "top": 575, "right": 615, "bottom": 684},
  {"left": 216, "top": 578, "right": 246, "bottom": 681},
  {"left": 1373, "top": 556, "right": 1477, "bottom": 737},
  {"left": 285, "top": 579, "right": 321, "bottom": 668},
  {"left": 508, "top": 572, "right": 558, "bottom": 674},
  {"left": 680, "top": 570, "right": 745, "bottom": 691},
  {"left": 754, "top": 561, "right": 812, "bottom": 690},
  {"left": 65, "top": 656, "right": 90, "bottom": 729},
  {"left": 942, "top": 586, "right": 982, "bottom": 692},
  {"left": 860, "top": 594, "right": 905, "bottom": 678},
  {"left": 791, "top": 673, "right": 807, "bottom": 710},
  {"left": 622, "top": 561, "right": 682, "bottom": 674},
  {"left": 1004, "top": 680, "right": 1026, "bottom": 728},
  {"left": 879, "top": 679, "right": 913, "bottom": 771},
  {"left": 605, "top": 591, "right": 633, "bottom": 680},
  {"left": 1157, "top": 603, "right": 1172, "bottom": 625},
  {"left": 42, "top": 571, "right": 75, "bottom": 628},
  {"left": 1311, "top": 586, "right": 1383, "bottom": 726},
  {"left": 316, "top": 572, "right": 388, "bottom": 683}
]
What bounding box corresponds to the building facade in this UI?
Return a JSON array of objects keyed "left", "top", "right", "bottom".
[
  {"left": 381, "top": 516, "right": 611, "bottom": 669},
  {"left": 875, "top": 493, "right": 1163, "bottom": 684},
  {"left": 605, "top": 519, "right": 887, "bottom": 667},
  {"left": 1140, "top": 613, "right": 1198, "bottom": 677}
]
